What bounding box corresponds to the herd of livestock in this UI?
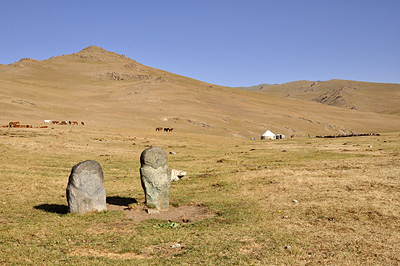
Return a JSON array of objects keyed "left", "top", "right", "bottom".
[
  {"left": 2, "top": 122, "right": 380, "bottom": 139},
  {"left": 2, "top": 120, "right": 85, "bottom": 128},
  {"left": 44, "top": 120, "right": 84, "bottom": 125},
  {"left": 316, "top": 133, "right": 380, "bottom": 138},
  {"left": 156, "top": 127, "right": 174, "bottom": 132}
]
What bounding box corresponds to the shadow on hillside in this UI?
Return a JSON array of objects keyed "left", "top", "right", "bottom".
[
  {"left": 106, "top": 196, "right": 137, "bottom": 206},
  {"left": 34, "top": 204, "right": 68, "bottom": 214}
]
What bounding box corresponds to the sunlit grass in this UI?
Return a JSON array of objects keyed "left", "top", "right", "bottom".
[{"left": 0, "top": 128, "right": 399, "bottom": 265}]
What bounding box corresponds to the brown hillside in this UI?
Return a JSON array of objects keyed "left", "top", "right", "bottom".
[
  {"left": 1, "top": 46, "right": 399, "bottom": 137},
  {"left": 249, "top": 79, "right": 400, "bottom": 115}
]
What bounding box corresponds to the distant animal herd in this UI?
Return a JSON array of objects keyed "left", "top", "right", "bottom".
[
  {"left": 46, "top": 120, "right": 84, "bottom": 125},
  {"left": 2, "top": 120, "right": 85, "bottom": 128},
  {"left": 316, "top": 133, "right": 380, "bottom": 138},
  {"left": 156, "top": 127, "right": 174, "bottom": 132},
  {"left": 2, "top": 122, "right": 380, "bottom": 139}
]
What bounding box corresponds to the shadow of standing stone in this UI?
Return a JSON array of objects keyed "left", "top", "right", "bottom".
[
  {"left": 140, "top": 147, "right": 171, "bottom": 211},
  {"left": 66, "top": 160, "right": 106, "bottom": 214},
  {"left": 106, "top": 196, "right": 138, "bottom": 206},
  {"left": 34, "top": 204, "right": 68, "bottom": 214}
]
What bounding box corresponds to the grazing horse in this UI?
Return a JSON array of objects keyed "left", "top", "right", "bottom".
[
  {"left": 9, "top": 122, "right": 20, "bottom": 127},
  {"left": 71, "top": 121, "right": 78, "bottom": 125},
  {"left": 44, "top": 120, "right": 51, "bottom": 124},
  {"left": 164, "top": 128, "right": 174, "bottom": 132},
  {"left": 156, "top": 127, "right": 163, "bottom": 131}
]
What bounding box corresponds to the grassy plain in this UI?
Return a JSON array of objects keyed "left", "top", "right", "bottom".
[{"left": 0, "top": 125, "right": 399, "bottom": 265}]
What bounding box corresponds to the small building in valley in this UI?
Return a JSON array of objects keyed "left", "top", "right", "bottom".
[
  {"left": 276, "top": 134, "right": 285, "bottom": 139},
  {"left": 261, "top": 130, "right": 276, "bottom": 140}
]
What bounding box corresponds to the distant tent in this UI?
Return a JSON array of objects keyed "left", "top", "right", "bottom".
[
  {"left": 276, "top": 134, "right": 285, "bottom": 139},
  {"left": 261, "top": 130, "right": 276, "bottom": 140}
]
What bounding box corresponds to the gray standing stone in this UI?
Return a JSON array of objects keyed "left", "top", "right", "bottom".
[
  {"left": 140, "top": 147, "right": 171, "bottom": 210},
  {"left": 66, "top": 160, "right": 106, "bottom": 214}
]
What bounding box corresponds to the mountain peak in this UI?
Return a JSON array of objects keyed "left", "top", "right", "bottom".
[
  {"left": 79, "top": 45, "right": 108, "bottom": 53},
  {"left": 74, "top": 45, "right": 129, "bottom": 62}
]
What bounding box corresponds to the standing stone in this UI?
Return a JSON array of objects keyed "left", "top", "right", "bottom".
[
  {"left": 140, "top": 147, "right": 171, "bottom": 210},
  {"left": 66, "top": 160, "right": 106, "bottom": 214}
]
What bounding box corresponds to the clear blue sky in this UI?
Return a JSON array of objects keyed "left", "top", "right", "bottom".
[{"left": 1, "top": 0, "right": 399, "bottom": 86}]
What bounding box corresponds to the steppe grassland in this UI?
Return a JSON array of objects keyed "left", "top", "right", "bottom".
[{"left": 0, "top": 126, "right": 399, "bottom": 265}]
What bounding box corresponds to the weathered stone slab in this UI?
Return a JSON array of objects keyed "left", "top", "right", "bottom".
[
  {"left": 66, "top": 160, "right": 106, "bottom": 214},
  {"left": 140, "top": 147, "right": 171, "bottom": 210}
]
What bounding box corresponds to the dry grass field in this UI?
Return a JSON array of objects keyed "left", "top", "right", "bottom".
[
  {"left": 0, "top": 125, "right": 399, "bottom": 265},
  {"left": 1, "top": 46, "right": 400, "bottom": 265},
  {"left": 1, "top": 46, "right": 400, "bottom": 138}
]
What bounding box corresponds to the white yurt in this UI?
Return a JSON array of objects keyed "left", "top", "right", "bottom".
[{"left": 261, "top": 130, "right": 276, "bottom": 140}]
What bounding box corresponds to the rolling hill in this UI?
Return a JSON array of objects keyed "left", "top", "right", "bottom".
[
  {"left": 236, "top": 80, "right": 400, "bottom": 115},
  {"left": 1, "top": 46, "right": 399, "bottom": 138}
]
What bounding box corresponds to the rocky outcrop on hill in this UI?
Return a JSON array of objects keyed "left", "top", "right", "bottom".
[
  {"left": 9, "top": 58, "right": 38, "bottom": 68},
  {"left": 312, "top": 87, "right": 357, "bottom": 108},
  {"left": 74, "top": 45, "right": 128, "bottom": 62},
  {"left": 104, "top": 72, "right": 154, "bottom": 81}
]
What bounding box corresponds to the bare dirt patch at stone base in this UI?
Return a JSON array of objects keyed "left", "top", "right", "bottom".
[{"left": 107, "top": 203, "right": 217, "bottom": 223}]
